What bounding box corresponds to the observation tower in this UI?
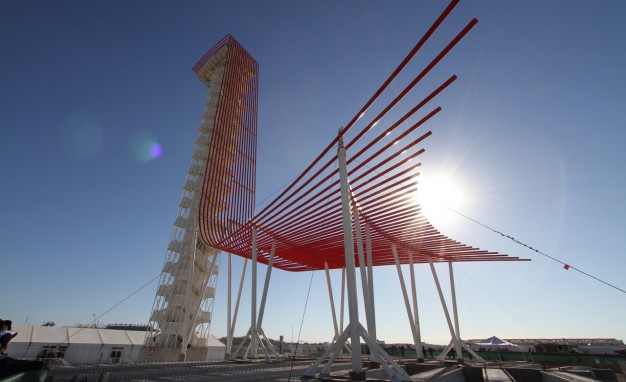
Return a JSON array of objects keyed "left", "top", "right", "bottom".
[{"left": 144, "top": 35, "right": 258, "bottom": 362}]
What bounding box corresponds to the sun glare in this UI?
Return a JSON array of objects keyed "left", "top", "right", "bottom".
[{"left": 416, "top": 174, "right": 465, "bottom": 226}]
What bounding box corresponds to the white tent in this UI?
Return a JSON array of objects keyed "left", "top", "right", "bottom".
[
  {"left": 6, "top": 325, "right": 224, "bottom": 364},
  {"left": 64, "top": 327, "right": 108, "bottom": 364},
  {"left": 473, "top": 336, "right": 520, "bottom": 351},
  {"left": 205, "top": 334, "right": 227, "bottom": 360}
]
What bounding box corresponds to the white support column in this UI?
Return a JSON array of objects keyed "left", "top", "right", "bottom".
[
  {"left": 408, "top": 251, "right": 423, "bottom": 359},
  {"left": 231, "top": 259, "right": 247, "bottom": 340},
  {"left": 305, "top": 324, "right": 410, "bottom": 382},
  {"left": 352, "top": 206, "right": 373, "bottom": 336},
  {"left": 422, "top": 259, "right": 483, "bottom": 362},
  {"left": 340, "top": 266, "right": 349, "bottom": 354},
  {"left": 250, "top": 226, "right": 258, "bottom": 358},
  {"left": 391, "top": 244, "right": 420, "bottom": 353},
  {"left": 365, "top": 222, "right": 376, "bottom": 341},
  {"left": 310, "top": 327, "right": 352, "bottom": 377},
  {"left": 234, "top": 328, "right": 252, "bottom": 360},
  {"left": 305, "top": 134, "right": 411, "bottom": 382},
  {"left": 449, "top": 262, "right": 462, "bottom": 360},
  {"left": 229, "top": 258, "right": 248, "bottom": 359},
  {"left": 235, "top": 239, "right": 280, "bottom": 362},
  {"left": 325, "top": 261, "right": 340, "bottom": 339},
  {"left": 340, "top": 267, "right": 345, "bottom": 333},
  {"left": 226, "top": 254, "right": 232, "bottom": 358},
  {"left": 320, "top": 330, "right": 352, "bottom": 375},
  {"left": 256, "top": 240, "right": 276, "bottom": 329},
  {"left": 357, "top": 324, "right": 410, "bottom": 381},
  {"left": 338, "top": 135, "right": 362, "bottom": 374},
  {"left": 428, "top": 256, "right": 461, "bottom": 361},
  {"left": 256, "top": 240, "right": 280, "bottom": 361}
]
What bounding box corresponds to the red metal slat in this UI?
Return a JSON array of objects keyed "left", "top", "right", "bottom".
[{"left": 253, "top": 1, "right": 461, "bottom": 224}]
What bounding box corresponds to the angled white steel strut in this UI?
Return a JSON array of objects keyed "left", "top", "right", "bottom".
[
  {"left": 304, "top": 133, "right": 411, "bottom": 382},
  {"left": 391, "top": 244, "right": 422, "bottom": 358},
  {"left": 231, "top": 232, "right": 280, "bottom": 361},
  {"left": 428, "top": 257, "right": 482, "bottom": 362},
  {"left": 226, "top": 257, "right": 248, "bottom": 358}
]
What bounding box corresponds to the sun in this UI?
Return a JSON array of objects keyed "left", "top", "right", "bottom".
[{"left": 415, "top": 173, "right": 465, "bottom": 226}]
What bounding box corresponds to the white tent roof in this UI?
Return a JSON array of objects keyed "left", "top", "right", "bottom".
[
  {"left": 67, "top": 327, "right": 102, "bottom": 344},
  {"left": 11, "top": 325, "right": 146, "bottom": 346},
  {"left": 30, "top": 325, "right": 69, "bottom": 344},
  {"left": 99, "top": 328, "right": 134, "bottom": 345},
  {"left": 475, "top": 336, "right": 518, "bottom": 346},
  {"left": 10, "top": 325, "right": 223, "bottom": 348},
  {"left": 10, "top": 325, "right": 33, "bottom": 342},
  {"left": 206, "top": 334, "right": 226, "bottom": 348},
  {"left": 126, "top": 330, "right": 148, "bottom": 346}
]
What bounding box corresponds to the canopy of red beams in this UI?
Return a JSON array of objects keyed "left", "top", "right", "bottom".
[{"left": 198, "top": 0, "right": 528, "bottom": 271}]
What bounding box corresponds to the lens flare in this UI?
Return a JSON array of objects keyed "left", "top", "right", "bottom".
[
  {"left": 130, "top": 131, "right": 162, "bottom": 163},
  {"left": 416, "top": 173, "right": 465, "bottom": 227},
  {"left": 150, "top": 143, "right": 163, "bottom": 158}
]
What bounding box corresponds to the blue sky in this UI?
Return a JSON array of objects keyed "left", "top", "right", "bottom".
[{"left": 1, "top": 1, "right": 625, "bottom": 346}]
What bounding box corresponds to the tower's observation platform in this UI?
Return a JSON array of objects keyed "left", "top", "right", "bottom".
[{"left": 193, "top": 35, "right": 258, "bottom": 253}]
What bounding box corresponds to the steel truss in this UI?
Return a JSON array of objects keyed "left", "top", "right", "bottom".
[
  {"left": 229, "top": 234, "right": 281, "bottom": 361},
  {"left": 190, "top": 0, "right": 530, "bottom": 378}
]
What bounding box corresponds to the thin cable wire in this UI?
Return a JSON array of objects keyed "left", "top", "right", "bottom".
[
  {"left": 255, "top": 173, "right": 302, "bottom": 211},
  {"left": 57, "top": 273, "right": 161, "bottom": 346},
  {"left": 457, "top": 275, "right": 486, "bottom": 340},
  {"left": 447, "top": 207, "right": 626, "bottom": 295},
  {"left": 352, "top": 151, "right": 624, "bottom": 292},
  {"left": 458, "top": 267, "right": 544, "bottom": 339},
  {"left": 288, "top": 270, "right": 316, "bottom": 381}
]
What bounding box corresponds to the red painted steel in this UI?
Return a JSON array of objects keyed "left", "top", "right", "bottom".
[
  {"left": 194, "top": 2, "right": 529, "bottom": 271},
  {"left": 195, "top": 35, "right": 258, "bottom": 251}
]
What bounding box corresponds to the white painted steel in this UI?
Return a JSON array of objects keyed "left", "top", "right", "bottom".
[
  {"left": 256, "top": 240, "right": 280, "bottom": 361},
  {"left": 364, "top": 222, "right": 376, "bottom": 341},
  {"left": 226, "top": 254, "right": 232, "bottom": 358},
  {"left": 352, "top": 207, "right": 374, "bottom": 336},
  {"left": 305, "top": 135, "right": 411, "bottom": 382},
  {"left": 250, "top": 226, "right": 258, "bottom": 358},
  {"left": 231, "top": 240, "right": 280, "bottom": 361},
  {"left": 256, "top": 240, "right": 276, "bottom": 329},
  {"left": 233, "top": 327, "right": 251, "bottom": 360},
  {"left": 392, "top": 244, "right": 420, "bottom": 351},
  {"left": 306, "top": 323, "right": 410, "bottom": 381},
  {"left": 228, "top": 258, "right": 248, "bottom": 357},
  {"left": 185, "top": 251, "right": 219, "bottom": 355},
  {"left": 428, "top": 256, "right": 459, "bottom": 361},
  {"left": 148, "top": 53, "right": 225, "bottom": 353},
  {"left": 324, "top": 261, "right": 340, "bottom": 338},
  {"left": 179, "top": 232, "right": 197, "bottom": 360},
  {"left": 338, "top": 135, "right": 362, "bottom": 373},
  {"left": 340, "top": 267, "right": 345, "bottom": 335},
  {"left": 408, "top": 251, "right": 424, "bottom": 358},
  {"left": 449, "top": 262, "right": 463, "bottom": 359},
  {"left": 358, "top": 323, "right": 411, "bottom": 382},
  {"left": 320, "top": 332, "right": 349, "bottom": 376},
  {"left": 304, "top": 326, "right": 351, "bottom": 377}
]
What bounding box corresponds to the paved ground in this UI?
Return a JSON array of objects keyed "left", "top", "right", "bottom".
[
  {"left": 483, "top": 368, "right": 513, "bottom": 381},
  {"left": 49, "top": 359, "right": 354, "bottom": 382}
]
